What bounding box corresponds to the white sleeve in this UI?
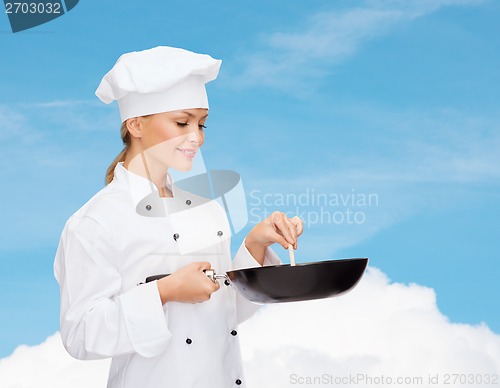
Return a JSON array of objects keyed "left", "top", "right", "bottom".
[
  {"left": 54, "top": 216, "right": 172, "bottom": 360},
  {"left": 231, "top": 238, "right": 281, "bottom": 323}
]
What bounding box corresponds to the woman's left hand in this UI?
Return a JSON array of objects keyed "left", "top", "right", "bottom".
[{"left": 245, "top": 211, "right": 303, "bottom": 265}]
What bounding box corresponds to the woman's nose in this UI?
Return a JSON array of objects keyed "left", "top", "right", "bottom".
[{"left": 186, "top": 126, "right": 202, "bottom": 144}]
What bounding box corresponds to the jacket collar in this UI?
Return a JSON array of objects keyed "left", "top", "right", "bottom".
[{"left": 113, "top": 163, "right": 177, "bottom": 209}]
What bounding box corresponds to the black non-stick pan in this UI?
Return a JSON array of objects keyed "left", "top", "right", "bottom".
[{"left": 146, "top": 258, "right": 368, "bottom": 304}]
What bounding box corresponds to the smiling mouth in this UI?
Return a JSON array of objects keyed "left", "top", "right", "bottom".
[{"left": 177, "top": 148, "right": 197, "bottom": 158}]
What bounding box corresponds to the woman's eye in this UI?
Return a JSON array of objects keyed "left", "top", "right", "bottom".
[{"left": 175, "top": 122, "right": 206, "bottom": 129}]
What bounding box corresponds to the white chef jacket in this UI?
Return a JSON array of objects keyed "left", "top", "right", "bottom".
[{"left": 54, "top": 163, "right": 280, "bottom": 388}]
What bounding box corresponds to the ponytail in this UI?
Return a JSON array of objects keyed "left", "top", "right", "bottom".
[{"left": 105, "top": 122, "right": 131, "bottom": 185}]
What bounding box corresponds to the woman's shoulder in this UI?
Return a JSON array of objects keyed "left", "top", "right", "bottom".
[{"left": 67, "top": 180, "right": 132, "bottom": 230}]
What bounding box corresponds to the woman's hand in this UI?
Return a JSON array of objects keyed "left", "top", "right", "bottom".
[
  {"left": 245, "top": 211, "right": 303, "bottom": 265},
  {"left": 156, "top": 262, "right": 220, "bottom": 304}
]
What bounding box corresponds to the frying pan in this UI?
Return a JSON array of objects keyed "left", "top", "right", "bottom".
[{"left": 146, "top": 258, "right": 368, "bottom": 304}]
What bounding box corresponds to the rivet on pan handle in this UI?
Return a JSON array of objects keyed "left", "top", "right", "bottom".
[{"left": 204, "top": 269, "right": 230, "bottom": 285}]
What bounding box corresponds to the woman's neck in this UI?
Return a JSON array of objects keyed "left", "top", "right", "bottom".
[{"left": 123, "top": 146, "right": 172, "bottom": 198}]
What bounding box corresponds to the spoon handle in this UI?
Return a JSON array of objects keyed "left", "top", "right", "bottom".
[{"left": 288, "top": 244, "right": 296, "bottom": 266}]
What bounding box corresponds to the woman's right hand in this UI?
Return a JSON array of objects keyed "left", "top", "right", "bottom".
[{"left": 156, "top": 262, "right": 220, "bottom": 304}]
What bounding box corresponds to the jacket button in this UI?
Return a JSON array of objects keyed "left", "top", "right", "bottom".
[
  {"left": 186, "top": 338, "right": 192, "bottom": 344},
  {"left": 173, "top": 233, "right": 179, "bottom": 241},
  {"left": 235, "top": 379, "right": 242, "bottom": 385},
  {"left": 230, "top": 330, "right": 237, "bottom": 336},
  {"left": 224, "top": 280, "right": 230, "bottom": 286},
  {"left": 186, "top": 199, "right": 192, "bottom": 205},
  {"left": 217, "top": 230, "right": 223, "bottom": 236},
  {"left": 146, "top": 205, "right": 152, "bottom": 211}
]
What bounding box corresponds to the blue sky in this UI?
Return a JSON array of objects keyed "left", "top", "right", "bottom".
[{"left": 0, "top": 0, "right": 499, "bottom": 358}]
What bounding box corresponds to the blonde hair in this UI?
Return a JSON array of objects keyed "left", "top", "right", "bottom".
[{"left": 105, "top": 122, "right": 131, "bottom": 185}]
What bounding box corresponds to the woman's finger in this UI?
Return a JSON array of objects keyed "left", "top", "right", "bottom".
[
  {"left": 290, "top": 216, "right": 304, "bottom": 238},
  {"left": 284, "top": 216, "right": 298, "bottom": 249},
  {"left": 197, "top": 261, "right": 212, "bottom": 271},
  {"left": 270, "top": 211, "right": 295, "bottom": 246},
  {"left": 269, "top": 230, "right": 290, "bottom": 250}
]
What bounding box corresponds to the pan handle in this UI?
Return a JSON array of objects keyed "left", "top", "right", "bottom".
[
  {"left": 145, "top": 270, "right": 230, "bottom": 285},
  {"left": 145, "top": 274, "right": 168, "bottom": 283}
]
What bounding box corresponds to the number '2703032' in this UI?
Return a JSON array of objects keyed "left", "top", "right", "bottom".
[{"left": 3, "top": 1, "right": 79, "bottom": 33}]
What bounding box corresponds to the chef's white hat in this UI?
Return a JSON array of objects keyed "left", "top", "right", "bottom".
[{"left": 95, "top": 46, "right": 222, "bottom": 122}]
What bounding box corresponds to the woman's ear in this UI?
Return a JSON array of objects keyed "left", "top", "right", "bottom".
[{"left": 126, "top": 117, "right": 142, "bottom": 138}]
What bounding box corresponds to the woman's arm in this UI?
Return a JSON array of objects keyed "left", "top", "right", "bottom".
[{"left": 54, "top": 216, "right": 171, "bottom": 360}]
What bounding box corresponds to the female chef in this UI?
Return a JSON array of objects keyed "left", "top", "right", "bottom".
[{"left": 54, "top": 46, "right": 303, "bottom": 388}]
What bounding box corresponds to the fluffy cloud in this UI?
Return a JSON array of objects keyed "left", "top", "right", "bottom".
[
  {"left": 0, "top": 334, "right": 110, "bottom": 388},
  {"left": 240, "top": 267, "right": 500, "bottom": 387},
  {"left": 228, "top": 0, "right": 484, "bottom": 93},
  {"left": 1, "top": 266, "right": 499, "bottom": 387}
]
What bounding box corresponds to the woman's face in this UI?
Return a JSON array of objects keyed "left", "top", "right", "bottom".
[{"left": 138, "top": 108, "right": 208, "bottom": 172}]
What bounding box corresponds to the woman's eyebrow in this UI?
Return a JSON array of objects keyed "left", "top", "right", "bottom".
[{"left": 179, "top": 111, "right": 209, "bottom": 119}]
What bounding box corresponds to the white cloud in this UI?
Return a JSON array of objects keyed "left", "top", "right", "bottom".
[
  {"left": 22, "top": 99, "right": 118, "bottom": 133},
  {"left": 2, "top": 266, "right": 499, "bottom": 387},
  {"left": 0, "top": 334, "right": 110, "bottom": 388},
  {"left": 365, "top": 0, "right": 485, "bottom": 14},
  {"left": 277, "top": 106, "right": 500, "bottom": 185},
  {"left": 241, "top": 267, "right": 500, "bottom": 387},
  {"left": 0, "top": 105, "right": 43, "bottom": 143},
  {"left": 227, "top": 0, "right": 485, "bottom": 93},
  {"left": 27, "top": 100, "right": 100, "bottom": 109}
]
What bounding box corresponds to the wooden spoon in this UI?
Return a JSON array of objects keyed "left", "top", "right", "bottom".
[{"left": 288, "top": 244, "right": 296, "bottom": 266}]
